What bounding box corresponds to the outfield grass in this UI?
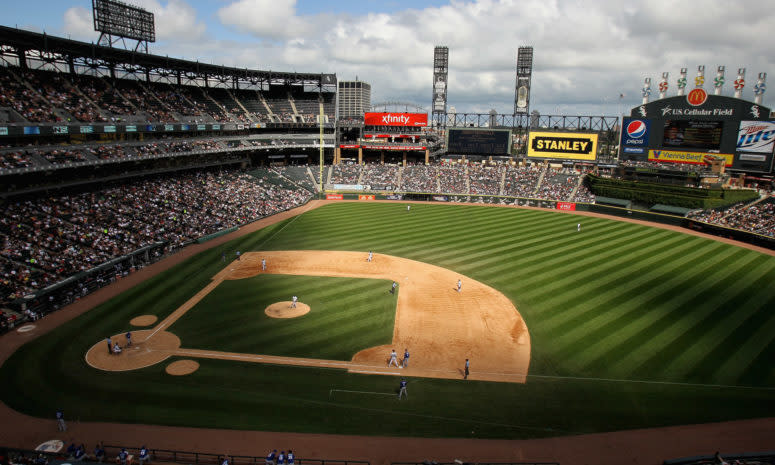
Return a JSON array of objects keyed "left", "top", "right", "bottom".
[
  {"left": 171, "top": 274, "right": 397, "bottom": 360},
  {"left": 1, "top": 202, "right": 774, "bottom": 438}
]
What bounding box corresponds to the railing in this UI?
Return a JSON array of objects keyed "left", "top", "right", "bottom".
[{"left": 103, "top": 446, "right": 369, "bottom": 465}]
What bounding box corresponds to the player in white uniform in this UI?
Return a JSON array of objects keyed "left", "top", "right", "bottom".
[
  {"left": 367, "top": 251, "right": 373, "bottom": 262},
  {"left": 388, "top": 349, "right": 399, "bottom": 367},
  {"left": 457, "top": 279, "right": 462, "bottom": 293},
  {"left": 407, "top": 204, "right": 411, "bottom": 212},
  {"left": 577, "top": 223, "right": 581, "bottom": 232},
  {"left": 261, "top": 258, "right": 266, "bottom": 271},
  {"left": 291, "top": 295, "right": 298, "bottom": 308}
]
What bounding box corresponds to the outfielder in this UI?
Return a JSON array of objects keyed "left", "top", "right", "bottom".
[
  {"left": 291, "top": 295, "right": 298, "bottom": 308},
  {"left": 577, "top": 223, "right": 581, "bottom": 232},
  {"left": 388, "top": 349, "right": 399, "bottom": 367},
  {"left": 398, "top": 379, "right": 408, "bottom": 399}
]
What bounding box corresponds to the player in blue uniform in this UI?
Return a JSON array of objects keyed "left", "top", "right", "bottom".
[
  {"left": 402, "top": 348, "right": 410, "bottom": 368},
  {"left": 398, "top": 379, "right": 408, "bottom": 399},
  {"left": 265, "top": 450, "right": 277, "bottom": 465},
  {"left": 286, "top": 450, "right": 294, "bottom": 465},
  {"left": 277, "top": 451, "right": 285, "bottom": 465}
]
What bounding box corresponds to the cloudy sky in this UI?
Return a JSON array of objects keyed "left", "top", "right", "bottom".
[{"left": 5, "top": 0, "right": 774, "bottom": 116}]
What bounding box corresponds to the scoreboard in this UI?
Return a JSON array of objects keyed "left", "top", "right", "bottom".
[{"left": 446, "top": 128, "right": 511, "bottom": 155}]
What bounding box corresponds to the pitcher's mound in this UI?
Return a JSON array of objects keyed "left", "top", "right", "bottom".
[
  {"left": 166, "top": 359, "right": 200, "bottom": 376},
  {"left": 265, "top": 302, "right": 310, "bottom": 318},
  {"left": 130, "top": 315, "right": 158, "bottom": 326}
]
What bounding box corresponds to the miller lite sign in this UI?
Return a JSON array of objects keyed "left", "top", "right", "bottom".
[{"left": 737, "top": 121, "right": 775, "bottom": 153}]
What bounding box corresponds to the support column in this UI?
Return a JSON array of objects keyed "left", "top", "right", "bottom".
[
  {"left": 358, "top": 147, "right": 363, "bottom": 165},
  {"left": 403, "top": 152, "right": 407, "bottom": 167},
  {"left": 425, "top": 149, "right": 429, "bottom": 165},
  {"left": 380, "top": 152, "right": 385, "bottom": 164}
]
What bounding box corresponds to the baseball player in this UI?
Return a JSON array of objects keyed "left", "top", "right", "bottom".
[
  {"left": 261, "top": 258, "right": 266, "bottom": 271},
  {"left": 117, "top": 448, "right": 129, "bottom": 465},
  {"left": 126, "top": 331, "right": 132, "bottom": 347},
  {"left": 236, "top": 250, "right": 241, "bottom": 261},
  {"left": 277, "top": 452, "right": 285, "bottom": 465},
  {"left": 367, "top": 251, "right": 373, "bottom": 262},
  {"left": 388, "top": 349, "right": 399, "bottom": 367},
  {"left": 577, "top": 223, "right": 581, "bottom": 232},
  {"left": 464, "top": 358, "right": 470, "bottom": 379},
  {"left": 398, "top": 379, "right": 408, "bottom": 399},
  {"left": 138, "top": 446, "right": 149, "bottom": 465},
  {"left": 266, "top": 450, "right": 277, "bottom": 465},
  {"left": 407, "top": 204, "right": 411, "bottom": 212},
  {"left": 221, "top": 251, "right": 226, "bottom": 262},
  {"left": 291, "top": 295, "right": 298, "bottom": 308},
  {"left": 402, "top": 348, "right": 410, "bottom": 368},
  {"left": 56, "top": 409, "right": 66, "bottom": 432},
  {"left": 221, "top": 457, "right": 229, "bottom": 465},
  {"left": 287, "top": 450, "right": 294, "bottom": 465},
  {"left": 106, "top": 337, "right": 112, "bottom": 355},
  {"left": 390, "top": 281, "right": 397, "bottom": 294},
  {"left": 457, "top": 279, "right": 462, "bottom": 293}
]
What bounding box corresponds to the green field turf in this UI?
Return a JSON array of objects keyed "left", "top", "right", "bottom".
[
  {"left": 170, "top": 274, "right": 397, "bottom": 360},
  {"left": 1, "top": 202, "right": 774, "bottom": 438}
]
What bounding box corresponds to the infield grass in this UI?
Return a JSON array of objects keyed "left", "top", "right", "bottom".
[
  {"left": 2, "top": 201, "right": 775, "bottom": 438},
  {"left": 171, "top": 274, "right": 397, "bottom": 360}
]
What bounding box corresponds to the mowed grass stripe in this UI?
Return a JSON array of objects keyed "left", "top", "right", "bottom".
[
  {"left": 534, "top": 233, "right": 701, "bottom": 334},
  {"left": 638, "top": 255, "right": 775, "bottom": 381},
  {"left": 602, "top": 245, "right": 753, "bottom": 379},
  {"left": 509, "top": 227, "right": 674, "bottom": 304},
  {"left": 554, "top": 239, "right": 729, "bottom": 374},
  {"left": 426, "top": 219, "right": 639, "bottom": 276},
  {"left": 543, "top": 238, "right": 715, "bottom": 364}
]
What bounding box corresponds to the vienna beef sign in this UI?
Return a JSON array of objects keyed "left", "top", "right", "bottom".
[
  {"left": 527, "top": 131, "right": 599, "bottom": 161},
  {"left": 364, "top": 112, "right": 428, "bottom": 127}
]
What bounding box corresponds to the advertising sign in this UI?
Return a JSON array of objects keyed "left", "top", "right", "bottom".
[
  {"left": 527, "top": 131, "right": 599, "bottom": 160},
  {"left": 622, "top": 118, "right": 650, "bottom": 146},
  {"left": 737, "top": 121, "right": 775, "bottom": 153},
  {"left": 648, "top": 149, "right": 734, "bottom": 167},
  {"left": 358, "top": 194, "right": 376, "bottom": 201},
  {"left": 325, "top": 194, "right": 344, "bottom": 200},
  {"left": 364, "top": 112, "right": 428, "bottom": 127},
  {"left": 556, "top": 202, "right": 577, "bottom": 211}
]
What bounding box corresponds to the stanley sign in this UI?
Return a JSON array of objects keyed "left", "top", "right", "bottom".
[{"left": 527, "top": 131, "right": 599, "bottom": 160}]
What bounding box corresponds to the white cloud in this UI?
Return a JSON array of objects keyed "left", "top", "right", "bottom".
[
  {"left": 217, "top": 0, "right": 308, "bottom": 40},
  {"left": 62, "top": 6, "right": 94, "bottom": 42},
  {"left": 67, "top": 0, "right": 775, "bottom": 115}
]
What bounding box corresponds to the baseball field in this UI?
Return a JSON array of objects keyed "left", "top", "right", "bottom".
[{"left": 1, "top": 201, "right": 775, "bottom": 439}]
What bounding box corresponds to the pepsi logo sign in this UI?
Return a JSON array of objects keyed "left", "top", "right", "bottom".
[
  {"left": 626, "top": 120, "right": 647, "bottom": 139},
  {"left": 622, "top": 118, "right": 650, "bottom": 146}
]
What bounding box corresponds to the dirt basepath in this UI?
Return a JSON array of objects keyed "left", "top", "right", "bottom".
[{"left": 1, "top": 199, "right": 773, "bottom": 465}]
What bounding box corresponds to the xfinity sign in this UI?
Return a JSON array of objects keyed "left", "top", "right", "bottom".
[{"left": 364, "top": 112, "right": 428, "bottom": 127}]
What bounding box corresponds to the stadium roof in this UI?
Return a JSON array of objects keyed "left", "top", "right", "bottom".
[{"left": 0, "top": 25, "right": 336, "bottom": 87}]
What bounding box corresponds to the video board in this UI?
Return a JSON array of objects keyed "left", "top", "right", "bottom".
[
  {"left": 446, "top": 128, "right": 511, "bottom": 155},
  {"left": 662, "top": 120, "right": 723, "bottom": 151}
]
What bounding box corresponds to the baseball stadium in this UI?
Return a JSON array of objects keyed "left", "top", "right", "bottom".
[{"left": 1, "top": 3, "right": 775, "bottom": 465}]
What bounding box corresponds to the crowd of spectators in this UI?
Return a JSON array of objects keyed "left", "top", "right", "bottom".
[
  {"left": 360, "top": 163, "right": 398, "bottom": 190},
  {"left": 468, "top": 164, "right": 505, "bottom": 195},
  {"left": 688, "top": 196, "right": 775, "bottom": 237},
  {"left": 0, "top": 65, "right": 327, "bottom": 125},
  {"left": 502, "top": 165, "right": 543, "bottom": 197},
  {"left": 620, "top": 159, "right": 712, "bottom": 174},
  {"left": 534, "top": 168, "right": 581, "bottom": 201},
  {"left": 330, "top": 163, "right": 361, "bottom": 184},
  {"left": 0, "top": 167, "right": 312, "bottom": 305},
  {"left": 437, "top": 165, "right": 468, "bottom": 193},
  {"left": 401, "top": 164, "right": 437, "bottom": 192},
  {"left": 0, "top": 151, "right": 33, "bottom": 169}
]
